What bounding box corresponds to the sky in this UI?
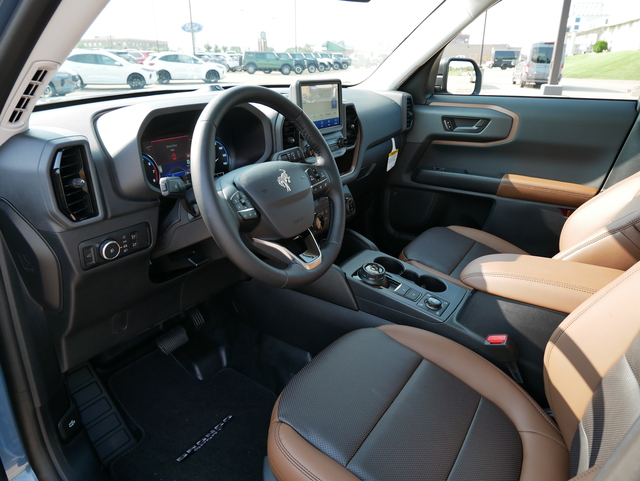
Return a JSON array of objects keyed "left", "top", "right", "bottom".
[
  {"left": 83, "top": 0, "right": 441, "bottom": 54},
  {"left": 83, "top": 0, "right": 640, "bottom": 54}
]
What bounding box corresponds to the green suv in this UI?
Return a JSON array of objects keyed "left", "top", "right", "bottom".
[{"left": 243, "top": 51, "right": 293, "bottom": 75}]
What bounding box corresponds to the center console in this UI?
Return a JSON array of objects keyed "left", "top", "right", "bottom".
[{"left": 340, "top": 250, "right": 469, "bottom": 326}]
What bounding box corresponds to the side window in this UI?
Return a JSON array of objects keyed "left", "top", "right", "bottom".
[
  {"left": 442, "top": 0, "right": 640, "bottom": 100},
  {"left": 69, "top": 54, "right": 95, "bottom": 64},
  {"left": 266, "top": 53, "right": 276, "bottom": 60},
  {"left": 256, "top": 52, "right": 266, "bottom": 59},
  {"left": 98, "top": 55, "right": 119, "bottom": 66},
  {"left": 162, "top": 55, "right": 177, "bottom": 62}
]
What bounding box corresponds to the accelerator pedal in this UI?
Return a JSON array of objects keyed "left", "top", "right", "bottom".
[
  {"left": 156, "top": 326, "right": 188, "bottom": 354},
  {"left": 188, "top": 307, "right": 206, "bottom": 330}
]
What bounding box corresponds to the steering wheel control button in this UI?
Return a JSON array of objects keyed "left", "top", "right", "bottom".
[
  {"left": 79, "top": 223, "right": 151, "bottom": 269},
  {"left": 358, "top": 262, "right": 388, "bottom": 287},
  {"left": 306, "top": 167, "right": 330, "bottom": 196},
  {"left": 100, "top": 240, "right": 121, "bottom": 260}
]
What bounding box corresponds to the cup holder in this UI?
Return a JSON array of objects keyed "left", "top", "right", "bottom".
[
  {"left": 374, "top": 257, "right": 404, "bottom": 275},
  {"left": 400, "top": 270, "right": 420, "bottom": 284},
  {"left": 419, "top": 275, "right": 447, "bottom": 293}
]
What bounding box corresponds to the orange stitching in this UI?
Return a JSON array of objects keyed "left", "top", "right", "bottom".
[
  {"left": 460, "top": 272, "right": 598, "bottom": 294},
  {"left": 274, "top": 422, "right": 323, "bottom": 481}
]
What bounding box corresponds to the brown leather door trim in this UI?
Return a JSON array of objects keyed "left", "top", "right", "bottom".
[
  {"left": 429, "top": 102, "right": 519, "bottom": 146},
  {"left": 497, "top": 174, "right": 598, "bottom": 208}
]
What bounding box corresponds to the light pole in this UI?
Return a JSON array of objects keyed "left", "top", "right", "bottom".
[
  {"left": 294, "top": 0, "right": 298, "bottom": 53},
  {"left": 188, "top": 0, "right": 196, "bottom": 55}
]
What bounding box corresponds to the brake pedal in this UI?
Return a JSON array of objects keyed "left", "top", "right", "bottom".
[
  {"left": 188, "top": 307, "right": 206, "bottom": 330},
  {"left": 156, "top": 326, "right": 189, "bottom": 354}
]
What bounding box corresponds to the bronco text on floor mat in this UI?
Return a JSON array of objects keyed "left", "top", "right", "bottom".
[{"left": 175, "top": 414, "right": 234, "bottom": 463}]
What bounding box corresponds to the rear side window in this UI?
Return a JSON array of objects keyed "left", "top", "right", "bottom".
[
  {"left": 69, "top": 54, "right": 96, "bottom": 64},
  {"left": 531, "top": 46, "right": 553, "bottom": 64}
]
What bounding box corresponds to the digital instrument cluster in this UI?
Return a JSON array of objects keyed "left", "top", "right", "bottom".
[{"left": 141, "top": 135, "right": 229, "bottom": 189}]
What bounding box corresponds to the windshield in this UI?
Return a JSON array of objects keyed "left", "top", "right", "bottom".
[{"left": 38, "top": 0, "right": 441, "bottom": 104}]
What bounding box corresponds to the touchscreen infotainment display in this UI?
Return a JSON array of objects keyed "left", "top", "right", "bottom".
[
  {"left": 291, "top": 79, "right": 343, "bottom": 134},
  {"left": 150, "top": 135, "right": 191, "bottom": 180},
  {"left": 300, "top": 83, "right": 340, "bottom": 129}
]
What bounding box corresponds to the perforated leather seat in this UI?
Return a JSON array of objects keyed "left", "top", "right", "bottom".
[
  {"left": 268, "top": 262, "right": 640, "bottom": 481},
  {"left": 400, "top": 171, "right": 640, "bottom": 282}
]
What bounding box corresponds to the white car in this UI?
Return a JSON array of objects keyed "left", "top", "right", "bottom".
[
  {"left": 62, "top": 49, "right": 158, "bottom": 89},
  {"left": 221, "top": 53, "right": 240, "bottom": 71},
  {"left": 144, "top": 53, "right": 226, "bottom": 84}
]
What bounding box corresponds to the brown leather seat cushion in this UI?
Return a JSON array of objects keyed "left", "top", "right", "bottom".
[{"left": 269, "top": 325, "right": 568, "bottom": 481}]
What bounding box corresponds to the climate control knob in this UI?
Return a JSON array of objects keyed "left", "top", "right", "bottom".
[{"left": 100, "top": 240, "right": 121, "bottom": 260}]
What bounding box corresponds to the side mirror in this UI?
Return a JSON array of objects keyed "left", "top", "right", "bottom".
[
  {"left": 114, "top": 62, "right": 122, "bottom": 67},
  {"left": 435, "top": 57, "right": 482, "bottom": 95}
]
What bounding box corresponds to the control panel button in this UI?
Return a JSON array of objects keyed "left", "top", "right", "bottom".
[
  {"left": 100, "top": 240, "right": 121, "bottom": 260},
  {"left": 82, "top": 246, "right": 96, "bottom": 266},
  {"left": 404, "top": 289, "right": 421, "bottom": 302},
  {"left": 426, "top": 297, "right": 443, "bottom": 310}
]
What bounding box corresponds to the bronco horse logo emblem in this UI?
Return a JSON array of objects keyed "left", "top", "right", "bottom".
[{"left": 277, "top": 169, "right": 291, "bottom": 192}]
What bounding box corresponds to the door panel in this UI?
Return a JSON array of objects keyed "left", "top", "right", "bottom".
[{"left": 386, "top": 95, "right": 639, "bottom": 256}]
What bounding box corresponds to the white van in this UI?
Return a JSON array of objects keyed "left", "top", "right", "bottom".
[{"left": 512, "top": 42, "right": 563, "bottom": 88}]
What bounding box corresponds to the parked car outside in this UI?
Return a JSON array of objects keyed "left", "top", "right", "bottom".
[
  {"left": 63, "top": 49, "right": 158, "bottom": 89},
  {"left": 351, "top": 53, "right": 373, "bottom": 68},
  {"left": 144, "top": 52, "right": 226, "bottom": 83},
  {"left": 512, "top": 42, "right": 564, "bottom": 88},
  {"left": 331, "top": 53, "right": 351, "bottom": 70},
  {"left": 243, "top": 51, "right": 293, "bottom": 75},
  {"left": 126, "top": 50, "right": 152, "bottom": 64},
  {"left": 220, "top": 53, "right": 240, "bottom": 71},
  {"left": 310, "top": 52, "right": 333, "bottom": 71},
  {"left": 318, "top": 52, "right": 339, "bottom": 70},
  {"left": 105, "top": 50, "right": 138, "bottom": 64},
  {"left": 276, "top": 52, "right": 304, "bottom": 74},
  {"left": 41, "top": 68, "right": 81, "bottom": 98},
  {"left": 301, "top": 52, "right": 319, "bottom": 72}
]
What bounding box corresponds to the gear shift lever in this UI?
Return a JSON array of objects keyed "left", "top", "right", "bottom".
[{"left": 358, "top": 262, "right": 388, "bottom": 287}]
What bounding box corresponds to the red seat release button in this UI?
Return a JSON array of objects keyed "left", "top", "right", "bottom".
[{"left": 486, "top": 334, "right": 508, "bottom": 345}]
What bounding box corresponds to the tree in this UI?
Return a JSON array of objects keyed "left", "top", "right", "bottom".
[
  {"left": 221, "top": 45, "right": 228, "bottom": 53},
  {"left": 227, "top": 46, "right": 242, "bottom": 54},
  {"left": 593, "top": 40, "right": 608, "bottom": 53},
  {"left": 214, "top": 44, "right": 221, "bottom": 53},
  {"left": 203, "top": 42, "right": 212, "bottom": 52}
]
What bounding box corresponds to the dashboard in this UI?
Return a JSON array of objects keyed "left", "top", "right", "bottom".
[{"left": 6, "top": 84, "right": 413, "bottom": 371}]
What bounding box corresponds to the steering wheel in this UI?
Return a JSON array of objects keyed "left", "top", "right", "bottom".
[{"left": 191, "top": 85, "right": 345, "bottom": 288}]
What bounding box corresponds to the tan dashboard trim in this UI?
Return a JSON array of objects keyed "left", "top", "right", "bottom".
[
  {"left": 497, "top": 174, "right": 598, "bottom": 208},
  {"left": 429, "top": 102, "right": 519, "bottom": 147}
]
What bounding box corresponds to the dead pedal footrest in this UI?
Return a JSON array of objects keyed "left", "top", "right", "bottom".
[{"left": 156, "top": 326, "right": 189, "bottom": 354}]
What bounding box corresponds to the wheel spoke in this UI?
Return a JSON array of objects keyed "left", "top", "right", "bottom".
[{"left": 251, "top": 230, "right": 322, "bottom": 270}]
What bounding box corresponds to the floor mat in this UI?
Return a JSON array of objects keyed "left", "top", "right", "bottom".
[{"left": 109, "top": 350, "right": 276, "bottom": 481}]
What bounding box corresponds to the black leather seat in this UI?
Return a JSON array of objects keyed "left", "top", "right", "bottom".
[{"left": 267, "top": 262, "right": 640, "bottom": 480}]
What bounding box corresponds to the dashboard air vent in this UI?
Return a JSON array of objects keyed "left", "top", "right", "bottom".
[
  {"left": 9, "top": 69, "right": 49, "bottom": 125},
  {"left": 282, "top": 118, "right": 298, "bottom": 150},
  {"left": 51, "top": 146, "right": 97, "bottom": 222},
  {"left": 345, "top": 105, "right": 359, "bottom": 147},
  {"left": 405, "top": 95, "right": 414, "bottom": 130}
]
